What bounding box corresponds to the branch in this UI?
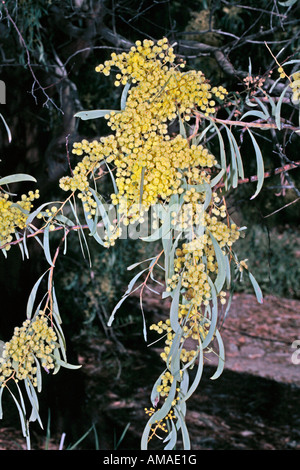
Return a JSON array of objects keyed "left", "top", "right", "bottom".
[
  {"left": 195, "top": 111, "right": 300, "bottom": 134},
  {"left": 2, "top": 2, "right": 62, "bottom": 112},
  {"left": 216, "top": 161, "right": 300, "bottom": 189}
]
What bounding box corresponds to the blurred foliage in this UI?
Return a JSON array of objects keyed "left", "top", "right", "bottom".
[
  {"left": 0, "top": 1, "right": 299, "bottom": 348},
  {"left": 0, "top": 0, "right": 299, "bottom": 450}
]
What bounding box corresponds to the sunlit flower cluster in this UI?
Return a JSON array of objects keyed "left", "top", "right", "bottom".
[
  {"left": 149, "top": 204, "right": 240, "bottom": 404},
  {"left": 0, "top": 189, "right": 40, "bottom": 249},
  {"left": 59, "top": 38, "right": 228, "bottom": 240},
  {"left": 145, "top": 407, "right": 176, "bottom": 440},
  {"left": 0, "top": 312, "right": 57, "bottom": 387}
]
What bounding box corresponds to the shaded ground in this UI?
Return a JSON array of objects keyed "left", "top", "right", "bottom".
[{"left": 0, "top": 293, "right": 299, "bottom": 450}]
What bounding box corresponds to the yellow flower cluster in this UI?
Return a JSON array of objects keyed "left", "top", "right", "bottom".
[
  {"left": 0, "top": 189, "right": 40, "bottom": 249},
  {"left": 278, "top": 67, "right": 300, "bottom": 104},
  {"left": 145, "top": 407, "right": 176, "bottom": 440},
  {"left": 150, "top": 306, "right": 210, "bottom": 401},
  {"left": 167, "top": 218, "right": 239, "bottom": 306},
  {"left": 0, "top": 312, "right": 57, "bottom": 387},
  {"left": 59, "top": 38, "right": 228, "bottom": 235},
  {"left": 290, "top": 71, "right": 300, "bottom": 104}
]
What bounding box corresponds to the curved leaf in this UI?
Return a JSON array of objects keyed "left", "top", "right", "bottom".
[
  {"left": 0, "top": 113, "right": 12, "bottom": 143},
  {"left": 248, "top": 271, "right": 263, "bottom": 304},
  {"left": 0, "top": 173, "right": 36, "bottom": 186},
  {"left": 74, "top": 109, "right": 119, "bottom": 120},
  {"left": 247, "top": 129, "right": 264, "bottom": 200},
  {"left": 210, "top": 329, "right": 225, "bottom": 380},
  {"left": 26, "top": 270, "right": 49, "bottom": 320}
]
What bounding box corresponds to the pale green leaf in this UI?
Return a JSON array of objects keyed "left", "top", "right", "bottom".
[
  {"left": 7, "top": 385, "right": 28, "bottom": 438},
  {"left": 182, "top": 342, "right": 203, "bottom": 402},
  {"left": 74, "top": 109, "right": 119, "bottom": 120},
  {"left": 279, "top": 0, "right": 298, "bottom": 6},
  {"left": 275, "top": 84, "right": 290, "bottom": 130},
  {"left": 52, "top": 355, "right": 82, "bottom": 370},
  {"left": 210, "top": 168, "right": 225, "bottom": 188},
  {"left": 141, "top": 379, "right": 177, "bottom": 449},
  {"left": 26, "top": 270, "right": 48, "bottom": 320},
  {"left": 209, "top": 119, "right": 227, "bottom": 188},
  {"left": 121, "top": 82, "right": 131, "bottom": 110},
  {"left": 0, "top": 173, "right": 36, "bottom": 186},
  {"left": 210, "top": 329, "right": 225, "bottom": 380},
  {"left": 202, "top": 281, "right": 218, "bottom": 349},
  {"left": 247, "top": 129, "right": 264, "bottom": 200},
  {"left": 163, "top": 418, "right": 177, "bottom": 450},
  {"left": 208, "top": 231, "right": 226, "bottom": 293},
  {"left": 24, "top": 379, "right": 43, "bottom": 428},
  {"left": 107, "top": 268, "right": 148, "bottom": 327},
  {"left": 0, "top": 386, "right": 4, "bottom": 419},
  {"left": 139, "top": 166, "right": 146, "bottom": 207},
  {"left": 248, "top": 271, "right": 263, "bottom": 304},
  {"left": 0, "top": 113, "right": 12, "bottom": 143},
  {"left": 174, "top": 408, "right": 191, "bottom": 450},
  {"left": 169, "top": 276, "right": 182, "bottom": 333},
  {"left": 43, "top": 225, "right": 53, "bottom": 266}
]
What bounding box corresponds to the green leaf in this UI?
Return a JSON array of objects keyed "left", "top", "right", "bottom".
[
  {"left": 43, "top": 225, "right": 53, "bottom": 266},
  {"left": 209, "top": 119, "right": 227, "bottom": 188},
  {"left": 139, "top": 166, "right": 146, "bottom": 207},
  {"left": 25, "top": 202, "right": 52, "bottom": 226},
  {"left": 275, "top": 84, "right": 290, "bottom": 130},
  {"left": 140, "top": 204, "right": 171, "bottom": 242},
  {"left": 210, "top": 169, "right": 225, "bottom": 188},
  {"left": 210, "top": 329, "right": 225, "bottom": 380},
  {"left": 202, "top": 281, "right": 218, "bottom": 349},
  {"left": 127, "top": 256, "right": 155, "bottom": 271},
  {"left": 83, "top": 205, "right": 105, "bottom": 247},
  {"left": 208, "top": 231, "right": 226, "bottom": 293},
  {"left": 89, "top": 188, "right": 112, "bottom": 238},
  {"left": 33, "top": 354, "right": 42, "bottom": 393},
  {"left": 26, "top": 270, "right": 48, "bottom": 320},
  {"left": 141, "top": 379, "right": 177, "bottom": 449},
  {"left": 182, "top": 342, "right": 203, "bottom": 402},
  {"left": 52, "top": 355, "right": 82, "bottom": 370},
  {"left": 194, "top": 122, "right": 213, "bottom": 145},
  {"left": 248, "top": 271, "right": 263, "bottom": 304},
  {"left": 107, "top": 268, "right": 148, "bottom": 327},
  {"left": 0, "top": 113, "right": 12, "bottom": 143},
  {"left": 0, "top": 386, "right": 4, "bottom": 419},
  {"left": 241, "top": 110, "right": 269, "bottom": 121},
  {"left": 279, "top": 0, "right": 298, "bottom": 6},
  {"left": 164, "top": 418, "right": 177, "bottom": 450},
  {"left": 0, "top": 173, "right": 37, "bottom": 186},
  {"left": 169, "top": 276, "right": 182, "bottom": 333},
  {"left": 104, "top": 161, "right": 118, "bottom": 196},
  {"left": 150, "top": 370, "right": 166, "bottom": 407},
  {"left": 247, "top": 129, "right": 264, "bottom": 200},
  {"left": 178, "top": 111, "right": 187, "bottom": 139},
  {"left": 68, "top": 198, "right": 91, "bottom": 265},
  {"left": 24, "top": 379, "right": 43, "bottom": 428},
  {"left": 74, "top": 109, "right": 119, "bottom": 120},
  {"left": 121, "top": 82, "right": 131, "bottom": 110},
  {"left": 7, "top": 385, "right": 29, "bottom": 438},
  {"left": 174, "top": 407, "right": 191, "bottom": 450}
]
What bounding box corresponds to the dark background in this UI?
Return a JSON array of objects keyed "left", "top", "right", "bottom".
[{"left": 0, "top": 0, "right": 299, "bottom": 450}]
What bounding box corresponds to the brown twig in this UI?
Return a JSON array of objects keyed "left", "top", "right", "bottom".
[{"left": 195, "top": 111, "right": 300, "bottom": 133}]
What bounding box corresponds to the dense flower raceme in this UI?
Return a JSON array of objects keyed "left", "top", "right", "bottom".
[
  {"left": 59, "top": 38, "right": 228, "bottom": 231},
  {"left": 0, "top": 189, "right": 40, "bottom": 249},
  {"left": 58, "top": 38, "right": 242, "bottom": 440},
  {"left": 0, "top": 312, "right": 57, "bottom": 387}
]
